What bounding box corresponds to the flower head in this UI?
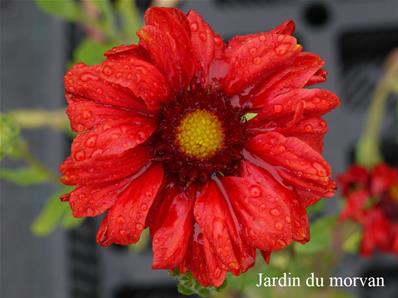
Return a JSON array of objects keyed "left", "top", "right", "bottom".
[
  {"left": 339, "top": 164, "right": 398, "bottom": 256},
  {"left": 60, "top": 7, "right": 339, "bottom": 286}
]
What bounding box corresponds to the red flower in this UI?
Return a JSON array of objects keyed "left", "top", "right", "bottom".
[
  {"left": 338, "top": 164, "right": 398, "bottom": 256},
  {"left": 60, "top": 8, "right": 339, "bottom": 286}
]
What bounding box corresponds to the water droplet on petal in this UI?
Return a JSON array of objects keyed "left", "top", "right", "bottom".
[
  {"left": 141, "top": 203, "right": 148, "bottom": 211},
  {"left": 74, "top": 150, "right": 86, "bottom": 161},
  {"left": 253, "top": 57, "right": 261, "bottom": 64},
  {"left": 199, "top": 32, "right": 207, "bottom": 41},
  {"left": 270, "top": 208, "right": 280, "bottom": 216},
  {"left": 304, "top": 124, "right": 313, "bottom": 132},
  {"left": 273, "top": 104, "right": 283, "bottom": 113},
  {"left": 275, "top": 43, "right": 290, "bottom": 56},
  {"left": 190, "top": 22, "right": 198, "bottom": 32},
  {"left": 275, "top": 222, "right": 283, "bottom": 230},
  {"left": 85, "top": 135, "right": 97, "bottom": 148},
  {"left": 102, "top": 66, "right": 113, "bottom": 76},
  {"left": 249, "top": 185, "right": 262, "bottom": 197}
]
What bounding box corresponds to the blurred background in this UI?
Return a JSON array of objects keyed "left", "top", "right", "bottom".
[{"left": 1, "top": 0, "right": 398, "bottom": 297}]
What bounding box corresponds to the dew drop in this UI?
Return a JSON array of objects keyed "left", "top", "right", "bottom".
[
  {"left": 199, "top": 32, "right": 207, "bottom": 41},
  {"left": 74, "top": 150, "right": 86, "bottom": 161},
  {"left": 270, "top": 208, "right": 280, "bottom": 216},
  {"left": 85, "top": 135, "right": 97, "bottom": 148},
  {"left": 273, "top": 104, "right": 283, "bottom": 113},
  {"left": 249, "top": 185, "right": 262, "bottom": 197},
  {"left": 304, "top": 124, "right": 313, "bottom": 132},
  {"left": 190, "top": 21, "right": 199, "bottom": 32},
  {"left": 275, "top": 43, "right": 290, "bottom": 56},
  {"left": 249, "top": 47, "right": 256, "bottom": 55},
  {"left": 102, "top": 66, "right": 113, "bottom": 76},
  {"left": 275, "top": 222, "right": 283, "bottom": 230},
  {"left": 253, "top": 57, "right": 261, "bottom": 64},
  {"left": 141, "top": 203, "right": 148, "bottom": 211}
]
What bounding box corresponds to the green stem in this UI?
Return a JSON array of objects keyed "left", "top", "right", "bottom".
[
  {"left": 356, "top": 58, "right": 398, "bottom": 167},
  {"left": 9, "top": 109, "right": 70, "bottom": 132},
  {"left": 17, "top": 141, "right": 61, "bottom": 185}
]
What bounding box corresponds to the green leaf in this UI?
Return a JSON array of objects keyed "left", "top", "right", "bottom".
[
  {"left": 343, "top": 230, "right": 361, "bottom": 253},
  {"left": 242, "top": 112, "right": 257, "bottom": 122},
  {"left": 295, "top": 215, "right": 337, "bottom": 254},
  {"left": 129, "top": 228, "right": 149, "bottom": 253},
  {"left": 306, "top": 199, "right": 325, "bottom": 216},
  {"left": 32, "top": 190, "right": 69, "bottom": 236},
  {"left": 35, "top": 0, "right": 81, "bottom": 21},
  {"left": 0, "top": 113, "right": 21, "bottom": 160},
  {"left": 175, "top": 272, "right": 223, "bottom": 297},
  {"left": 62, "top": 210, "right": 84, "bottom": 229},
  {"left": 92, "top": 0, "right": 116, "bottom": 37},
  {"left": 0, "top": 166, "right": 48, "bottom": 185},
  {"left": 73, "top": 39, "right": 116, "bottom": 65},
  {"left": 116, "top": 0, "right": 141, "bottom": 43},
  {"left": 32, "top": 188, "right": 84, "bottom": 236}
]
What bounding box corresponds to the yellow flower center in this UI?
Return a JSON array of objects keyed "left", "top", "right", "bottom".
[{"left": 176, "top": 109, "right": 224, "bottom": 159}]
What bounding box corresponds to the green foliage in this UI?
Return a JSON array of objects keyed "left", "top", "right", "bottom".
[
  {"left": 343, "top": 230, "right": 361, "bottom": 254},
  {"left": 0, "top": 114, "right": 21, "bottom": 160},
  {"left": 73, "top": 39, "right": 117, "bottom": 65},
  {"left": 35, "top": 0, "right": 82, "bottom": 21},
  {"left": 242, "top": 112, "right": 257, "bottom": 122},
  {"left": 129, "top": 229, "right": 150, "bottom": 253},
  {"left": 116, "top": 0, "right": 141, "bottom": 43},
  {"left": 306, "top": 200, "right": 325, "bottom": 216},
  {"left": 0, "top": 166, "right": 48, "bottom": 185},
  {"left": 31, "top": 188, "right": 83, "bottom": 236},
  {"left": 295, "top": 215, "right": 337, "bottom": 254},
  {"left": 172, "top": 270, "right": 226, "bottom": 297}
]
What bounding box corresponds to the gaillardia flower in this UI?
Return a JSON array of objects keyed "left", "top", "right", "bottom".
[
  {"left": 339, "top": 164, "right": 398, "bottom": 256},
  {"left": 61, "top": 7, "right": 339, "bottom": 286}
]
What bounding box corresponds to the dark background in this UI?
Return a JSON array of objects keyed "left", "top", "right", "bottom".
[{"left": 1, "top": 0, "right": 398, "bottom": 297}]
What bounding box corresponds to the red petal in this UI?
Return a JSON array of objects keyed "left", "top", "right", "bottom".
[
  {"left": 104, "top": 44, "right": 149, "bottom": 61},
  {"left": 260, "top": 250, "right": 271, "bottom": 264},
  {"left": 276, "top": 117, "right": 329, "bottom": 152},
  {"left": 70, "top": 118, "right": 155, "bottom": 160},
  {"left": 64, "top": 63, "right": 146, "bottom": 110},
  {"left": 151, "top": 189, "right": 194, "bottom": 269},
  {"left": 338, "top": 165, "right": 369, "bottom": 196},
  {"left": 100, "top": 57, "right": 171, "bottom": 110},
  {"left": 250, "top": 53, "right": 326, "bottom": 108},
  {"left": 223, "top": 33, "right": 299, "bottom": 95},
  {"left": 360, "top": 209, "right": 392, "bottom": 256},
  {"left": 66, "top": 99, "right": 142, "bottom": 132},
  {"left": 246, "top": 132, "right": 335, "bottom": 197},
  {"left": 60, "top": 146, "right": 151, "bottom": 185},
  {"left": 139, "top": 7, "right": 196, "bottom": 91},
  {"left": 340, "top": 189, "right": 370, "bottom": 223},
  {"left": 187, "top": 10, "right": 224, "bottom": 87},
  {"left": 96, "top": 164, "right": 164, "bottom": 246},
  {"left": 222, "top": 176, "right": 293, "bottom": 250},
  {"left": 194, "top": 182, "right": 255, "bottom": 275},
  {"left": 371, "top": 164, "right": 398, "bottom": 196},
  {"left": 67, "top": 178, "right": 131, "bottom": 217},
  {"left": 180, "top": 224, "right": 227, "bottom": 287},
  {"left": 240, "top": 161, "right": 309, "bottom": 244},
  {"left": 226, "top": 20, "right": 295, "bottom": 51},
  {"left": 271, "top": 20, "right": 295, "bottom": 35},
  {"left": 253, "top": 88, "right": 340, "bottom": 122}
]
